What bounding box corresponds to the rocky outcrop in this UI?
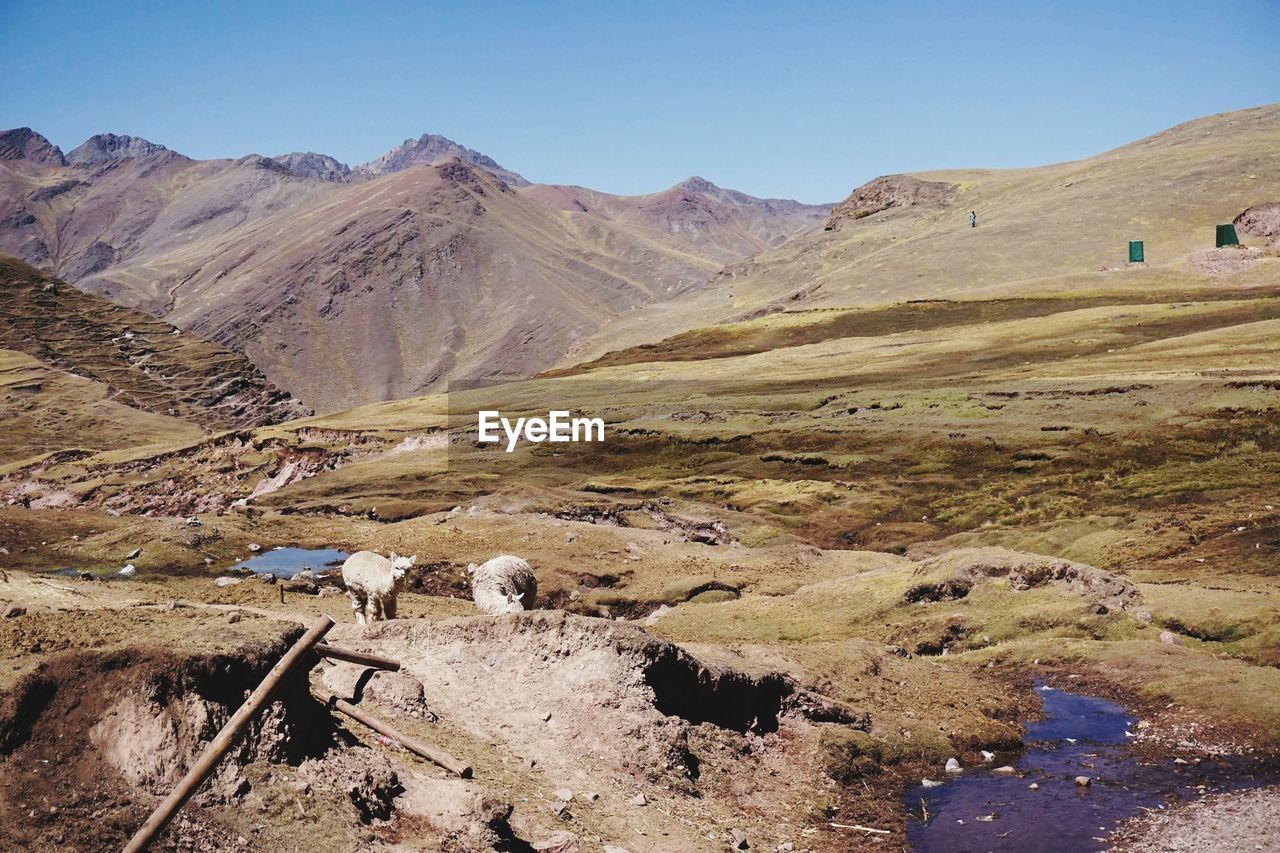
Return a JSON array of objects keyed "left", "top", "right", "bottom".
[
  {"left": 273, "top": 151, "right": 352, "bottom": 182},
  {"left": 0, "top": 128, "right": 66, "bottom": 166},
  {"left": 904, "top": 547, "right": 1142, "bottom": 615},
  {"left": 825, "top": 174, "right": 958, "bottom": 230},
  {"left": 1235, "top": 202, "right": 1280, "bottom": 245}
]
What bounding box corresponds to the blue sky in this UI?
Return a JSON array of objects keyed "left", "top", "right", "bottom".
[{"left": 1, "top": 1, "right": 1276, "bottom": 202}]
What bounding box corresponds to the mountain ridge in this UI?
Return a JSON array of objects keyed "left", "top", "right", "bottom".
[{"left": 0, "top": 126, "right": 831, "bottom": 409}]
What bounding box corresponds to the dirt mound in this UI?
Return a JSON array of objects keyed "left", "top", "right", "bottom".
[
  {"left": 1235, "top": 202, "right": 1280, "bottom": 244},
  {"left": 359, "top": 611, "right": 860, "bottom": 788},
  {"left": 825, "top": 174, "right": 958, "bottom": 230},
  {"left": 1190, "top": 245, "right": 1265, "bottom": 276},
  {"left": 905, "top": 547, "right": 1141, "bottom": 615},
  {"left": 0, "top": 634, "right": 334, "bottom": 850}
]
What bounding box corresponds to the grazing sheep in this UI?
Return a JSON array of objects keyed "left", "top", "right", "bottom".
[
  {"left": 468, "top": 555, "right": 537, "bottom": 615},
  {"left": 341, "top": 550, "right": 415, "bottom": 625}
]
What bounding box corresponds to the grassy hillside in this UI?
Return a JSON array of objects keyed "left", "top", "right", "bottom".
[
  {"left": 568, "top": 104, "right": 1280, "bottom": 362},
  {"left": 0, "top": 254, "right": 302, "bottom": 463}
]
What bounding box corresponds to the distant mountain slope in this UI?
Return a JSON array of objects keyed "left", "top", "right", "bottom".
[
  {"left": 0, "top": 254, "right": 306, "bottom": 439},
  {"left": 0, "top": 128, "right": 830, "bottom": 410},
  {"left": 152, "top": 161, "right": 720, "bottom": 409},
  {"left": 564, "top": 104, "right": 1280, "bottom": 364},
  {"left": 520, "top": 176, "right": 832, "bottom": 264}
]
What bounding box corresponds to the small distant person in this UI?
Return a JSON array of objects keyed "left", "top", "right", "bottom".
[{"left": 970, "top": 210, "right": 977, "bottom": 228}]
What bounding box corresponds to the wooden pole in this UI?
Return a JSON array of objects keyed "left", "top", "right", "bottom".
[
  {"left": 315, "top": 690, "right": 472, "bottom": 779},
  {"left": 124, "top": 615, "right": 335, "bottom": 852},
  {"left": 314, "top": 643, "right": 401, "bottom": 671}
]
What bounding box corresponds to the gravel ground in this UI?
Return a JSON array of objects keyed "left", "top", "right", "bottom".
[{"left": 1111, "top": 786, "right": 1280, "bottom": 852}]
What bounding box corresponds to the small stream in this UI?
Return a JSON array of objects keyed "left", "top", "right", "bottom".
[
  {"left": 225, "top": 547, "right": 349, "bottom": 579},
  {"left": 906, "top": 683, "right": 1275, "bottom": 851}
]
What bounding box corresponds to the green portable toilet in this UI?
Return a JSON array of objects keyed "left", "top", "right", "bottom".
[
  {"left": 1128, "top": 240, "right": 1144, "bottom": 263},
  {"left": 1216, "top": 224, "right": 1239, "bottom": 247}
]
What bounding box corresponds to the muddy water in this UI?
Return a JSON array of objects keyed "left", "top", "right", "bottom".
[
  {"left": 906, "top": 684, "right": 1275, "bottom": 852},
  {"left": 226, "top": 547, "right": 349, "bottom": 578}
]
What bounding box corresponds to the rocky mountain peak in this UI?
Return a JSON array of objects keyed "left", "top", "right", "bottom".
[
  {"left": 355, "top": 132, "right": 527, "bottom": 186},
  {"left": 66, "top": 133, "right": 175, "bottom": 166},
  {"left": 0, "top": 128, "right": 67, "bottom": 166},
  {"left": 677, "top": 176, "right": 720, "bottom": 193}
]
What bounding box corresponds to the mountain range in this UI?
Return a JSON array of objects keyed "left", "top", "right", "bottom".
[
  {"left": 0, "top": 128, "right": 831, "bottom": 410},
  {"left": 2, "top": 107, "right": 1277, "bottom": 415}
]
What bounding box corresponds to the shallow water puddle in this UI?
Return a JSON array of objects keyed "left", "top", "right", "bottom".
[
  {"left": 906, "top": 683, "right": 1274, "bottom": 852},
  {"left": 226, "top": 547, "right": 349, "bottom": 578}
]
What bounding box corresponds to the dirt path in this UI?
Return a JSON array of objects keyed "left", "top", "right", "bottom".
[{"left": 1111, "top": 786, "right": 1280, "bottom": 852}]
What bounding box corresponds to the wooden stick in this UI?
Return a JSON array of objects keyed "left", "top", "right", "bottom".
[
  {"left": 830, "top": 823, "right": 891, "bottom": 834},
  {"left": 124, "top": 615, "right": 335, "bottom": 852},
  {"left": 315, "top": 690, "right": 472, "bottom": 779},
  {"left": 314, "top": 643, "right": 401, "bottom": 671}
]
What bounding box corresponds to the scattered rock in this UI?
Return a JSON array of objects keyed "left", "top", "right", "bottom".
[
  {"left": 4, "top": 605, "right": 26, "bottom": 618},
  {"left": 992, "top": 766, "right": 1016, "bottom": 775},
  {"left": 921, "top": 778, "right": 943, "bottom": 788},
  {"left": 1029, "top": 783, "right": 1039, "bottom": 790},
  {"left": 247, "top": 543, "right": 262, "bottom": 552},
  {"left": 630, "top": 793, "right": 647, "bottom": 806},
  {"left": 582, "top": 792, "right": 600, "bottom": 802},
  {"left": 260, "top": 573, "right": 277, "bottom": 584},
  {"left": 554, "top": 788, "right": 574, "bottom": 802},
  {"left": 1075, "top": 776, "right": 1091, "bottom": 787},
  {"left": 532, "top": 831, "right": 581, "bottom": 853},
  {"left": 644, "top": 604, "right": 672, "bottom": 626},
  {"left": 125, "top": 548, "right": 142, "bottom": 560},
  {"left": 213, "top": 576, "right": 242, "bottom": 587},
  {"left": 284, "top": 574, "right": 319, "bottom": 595},
  {"left": 226, "top": 611, "right": 241, "bottom": 624},
  {"left": 118, "top": 564, "right": 136, "bottom": 577},
  {"left": 365, "top": 670, "right": 433, "bottom": 719},
  {"left": 323, "top": 662, "right": 374, "bottom": 702},
  {"left": 945, "top": 757, "right": 962, "bottom": 774},
  {"left": 981, "top": 750, "right": 995, "bottom": 762},
  {"left": 1159, "top": 631, "right": 1184, "bottom": 646},
  {"left": 729, "top": 827, "right": 749, "bottom": 849}
]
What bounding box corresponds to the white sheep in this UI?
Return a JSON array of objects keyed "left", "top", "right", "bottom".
[
  {"left": 341, "top": 550, "right": 415, "bottom": 624},
  {"left": 467, "top": 555, "right": 538, "bottom": 615}
]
